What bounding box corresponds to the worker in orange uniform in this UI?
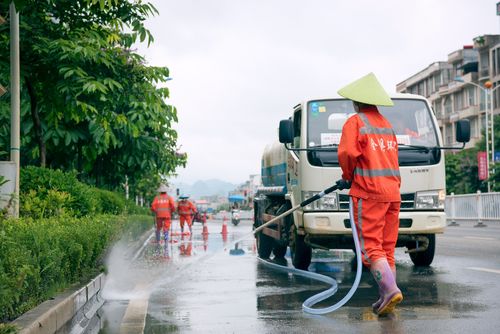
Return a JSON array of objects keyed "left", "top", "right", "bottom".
[
  {"left": 151, "top": 184, "right": 176, "bottom": 243},
  {"left": 337, "top": 73, "right": 403, "bottom": 316},
  {"left": 177, "top": 194, "right": 197, "bottom": 235}
]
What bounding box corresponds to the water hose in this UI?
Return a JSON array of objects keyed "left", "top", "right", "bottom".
[{"left": 250, "top": 184, "right": 363, "bottom": 315}]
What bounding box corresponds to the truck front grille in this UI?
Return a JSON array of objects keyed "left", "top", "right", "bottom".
[
  {"left": 344, "top": 218, "right": 413, "bottom": 228},
  {"left": 338, "top": 193, "right": 415, "bottom": 211}
]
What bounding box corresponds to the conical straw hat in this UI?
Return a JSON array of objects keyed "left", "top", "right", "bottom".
[
  {"left": 337, "top": 73, "right": 394, "bottom": 107},
  {"left": 157, "top": 184, "right": 168, "bottom": 192}
]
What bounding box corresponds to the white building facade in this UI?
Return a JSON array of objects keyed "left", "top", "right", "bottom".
[{"left": 397, "top": 35, "right": 500, "bottom": 149}]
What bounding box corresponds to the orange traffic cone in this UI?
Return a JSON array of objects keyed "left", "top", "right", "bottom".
[
  {"left": 202, "top": 223, "right": 209, "bottom": 235},
  {"left": 221, "top": 221, "right": 228, "bottom": 235}
]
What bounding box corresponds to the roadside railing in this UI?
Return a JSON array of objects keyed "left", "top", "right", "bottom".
[
  {"left": 446, "top": 191, "right": 500, "bottom": 227},
  {"left": 213, "top": 210, "right": 253, "bottom": 220}
]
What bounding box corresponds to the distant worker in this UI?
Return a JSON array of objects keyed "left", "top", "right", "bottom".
[
  {"left": 177, "top": 195, "right": 197, "bottom": 235},
  {"left": 337, "top": 73, "right": 403, "bottom": 316},
  {"left": 151, "top": 184, "right": 176, "bottom": 243}
]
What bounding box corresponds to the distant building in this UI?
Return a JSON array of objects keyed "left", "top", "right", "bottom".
[
  {"left": 200, "top": 194, "right": 226, "bottom": 211},
  {"left": 229, "top": 174, "right": 262, "bottom": 208},
  {"left": 397, "top": 34, "right": 500, "bottom": 149}
]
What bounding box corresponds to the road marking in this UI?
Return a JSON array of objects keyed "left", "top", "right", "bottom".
[
  {"left": 466, "top": 267, "right": 500, "bottom": 275},
  {"left": 119, "top": 283, "right": 151, "bottom": 334},
  {"left": 463, "top": 236, "right": 496, "bottom": 241}
]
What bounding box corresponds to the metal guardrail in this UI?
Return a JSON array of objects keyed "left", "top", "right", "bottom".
[
  {"left": 213, "top": 210, "right": 253, "bottom": 220},
  {"left": 446, "top": 191, "right": 500, "bottom": 226}
]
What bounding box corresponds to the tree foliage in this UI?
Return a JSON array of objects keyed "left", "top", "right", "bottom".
[
  {"left": 0, "top": 0, "right": 186, "bottom": 196},
  {"left": 445, "top": 115, "right": 500, "bottom": 194}
]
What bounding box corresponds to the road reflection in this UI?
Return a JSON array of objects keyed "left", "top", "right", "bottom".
[
  {"left": 99, "top": 220, "right": 490, "bottom": 334},
  {"left": 255, "top": 249, "right": 485, "bottom": 324}
]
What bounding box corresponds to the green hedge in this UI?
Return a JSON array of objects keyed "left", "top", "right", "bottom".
[
  {"left": 0, "top": 214, "right": 152, "bottom": 322},
  {"left": 0, "top": 166, "right": 154, "bottom": 323},
  {"left": 20, "top": 167, "right": 98, "bottom": 217},
  {"left": 19, "top": 166, "right": 149, "bottom": 218}
]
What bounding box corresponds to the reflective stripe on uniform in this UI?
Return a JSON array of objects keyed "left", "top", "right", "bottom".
[
  {"left": 360, "top": 127, "right": 394, "bottom": 135},
  {"left": 358, "top": 112, "right": 394, "bottom": 135},
  {"left": 354, "top": 168, "right": 400, "bottom": 177},
  {"left": 357, "top": 199, "right": 371, "bottom": 265},
  {"left": 357, "top": 113, "right": 372, "bottom": 127}
]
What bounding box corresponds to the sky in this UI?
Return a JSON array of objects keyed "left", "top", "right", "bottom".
[{"left": 136, "top": 0, "right": 499, "bottom": 185}]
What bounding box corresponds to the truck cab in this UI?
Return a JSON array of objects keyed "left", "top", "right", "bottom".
[{"left": 254, "top": 94, "right": 470, "bottom": 270}]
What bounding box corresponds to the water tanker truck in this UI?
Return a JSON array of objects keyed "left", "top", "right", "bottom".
[{"left": 253, "top": 94, "right": 470, "bottom": 270}]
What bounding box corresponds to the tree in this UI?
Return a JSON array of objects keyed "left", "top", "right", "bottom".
[
  {"left": 445, "top": 148, "right": 486, "bottom": 194},
  {"left": 473, "top": 115, "right": 500, "bottom": 192},
  {"left": 0, "top": 0, "right": 186, "bottom": 194},
  {"left": 444, "top": 115, "right": 500, "bottom": 194}
]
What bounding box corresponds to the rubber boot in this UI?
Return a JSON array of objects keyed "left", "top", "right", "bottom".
[
  {"left": 189, "top": 226, "right": 193, "bottom": 235},
  {"left": 164, "top": 230, "right": 169, "bottom": 242},
  {"left": 372, "top": 266, "right": 397, "bottom": 312},
  {"left": 371, "top": 259, "right": 403, "bottom": 315},
  {"left": 155, "top": 229, "right": 161, "bottom": 243}
]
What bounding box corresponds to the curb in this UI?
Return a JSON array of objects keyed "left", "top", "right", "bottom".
[{"left": 12, "top": 274, "right": 105, "bottom": 334}]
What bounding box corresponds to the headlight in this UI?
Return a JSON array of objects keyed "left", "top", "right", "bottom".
[
  {"left": 302, "top": 191, "right": 338, "bottom": 211},
  {"left": 415, "top": 190, "right": 445, "bottom": 209}
]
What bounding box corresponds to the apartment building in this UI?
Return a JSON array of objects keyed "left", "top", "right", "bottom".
[{"left": 396, "top": 34, "right": 500, "bottom": 149}]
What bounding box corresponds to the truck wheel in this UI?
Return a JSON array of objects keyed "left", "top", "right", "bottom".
[
  {"left": 256, "top": 232, "right": 273, "bottom": 259},
  {"left": 409, "top": 234, "right": 436, "bottom": 266},
  {"left": 272, "top": 202, "right": 291, "bottom": 259},
  {"left": 290, "top": 225, "right": 311, "bottom": 270},
  {"left": 273, "top": 244, "right": 287, "bottom": 259}
]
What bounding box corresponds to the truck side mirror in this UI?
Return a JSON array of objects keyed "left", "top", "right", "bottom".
[
  {"left": 455, "top": 119, "right": 470, "bottom": 143},
  {"left": 279, "top": 119, "right": 294, "bottom": 144}
]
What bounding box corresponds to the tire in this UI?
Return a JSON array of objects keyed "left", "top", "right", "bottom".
[
  {"left": 409, "top": 234, "right": 436, "bottom": 266},
  {"left": 290, "top": 225, "right": 312, "bottom": 270},
  {"left": 272, "top": 202, "right": 291, "bottom": 260},
  {"left": 232, "top": 219, "right": 239, "bottom": 226},
  {"left": 273, "top": 244, "right": 287, "bottom": 259},
  {"left": 256, "top": 232, "right": 273, "bottom": 259}
]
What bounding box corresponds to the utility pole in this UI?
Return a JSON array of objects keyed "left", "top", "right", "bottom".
[{"left": 10, "top": 2, "right": 20, "bottom": 217}]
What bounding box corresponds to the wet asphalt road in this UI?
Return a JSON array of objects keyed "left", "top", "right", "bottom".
[{"left": 99, "top": 218, "right": 500, "bottom": 334}]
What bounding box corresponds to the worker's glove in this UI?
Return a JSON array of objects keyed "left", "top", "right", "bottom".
[{"left": 336, "top": 179, "right": 351, "bottom": 190}]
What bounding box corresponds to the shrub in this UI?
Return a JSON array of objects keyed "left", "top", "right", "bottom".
[
  {"left": 93, "top": 188, "right": 125, "bottom": 215},
  {"left": 0, "top": 214, "right": 152, "bottom": 322},
  {"left": 19, "top": 166, "right": 149, "bottom": 217},
  {"left": 0, "top": 323, "right": 17, "bottom": 334},
  {"left": 20, "top": 167, "right": 98, "bottom": 217},
  {"left": 20, "top": 189, "right": 74, "bottom": 219},
  {"left": 125, "top": 199, "right": 151, "bottom": 215}
]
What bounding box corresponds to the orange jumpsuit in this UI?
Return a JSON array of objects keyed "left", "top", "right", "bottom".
[
  {"left": 151, "top": 194, "right": 176, "bottom": 233},
  {"left": 338, "top": 105, "right": 401, "bottom": 269},
  {"left": 177, "top": 199, "right": 197, "bottom": 229}
]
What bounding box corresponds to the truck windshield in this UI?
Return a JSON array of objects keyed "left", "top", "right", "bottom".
[{"left": 306, "top": 99, "right": 441, "bottom": 167}]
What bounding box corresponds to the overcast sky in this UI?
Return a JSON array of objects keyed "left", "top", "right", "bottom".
[{"left": 137, "top": 0, "right": 499, "bottom": 185}]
